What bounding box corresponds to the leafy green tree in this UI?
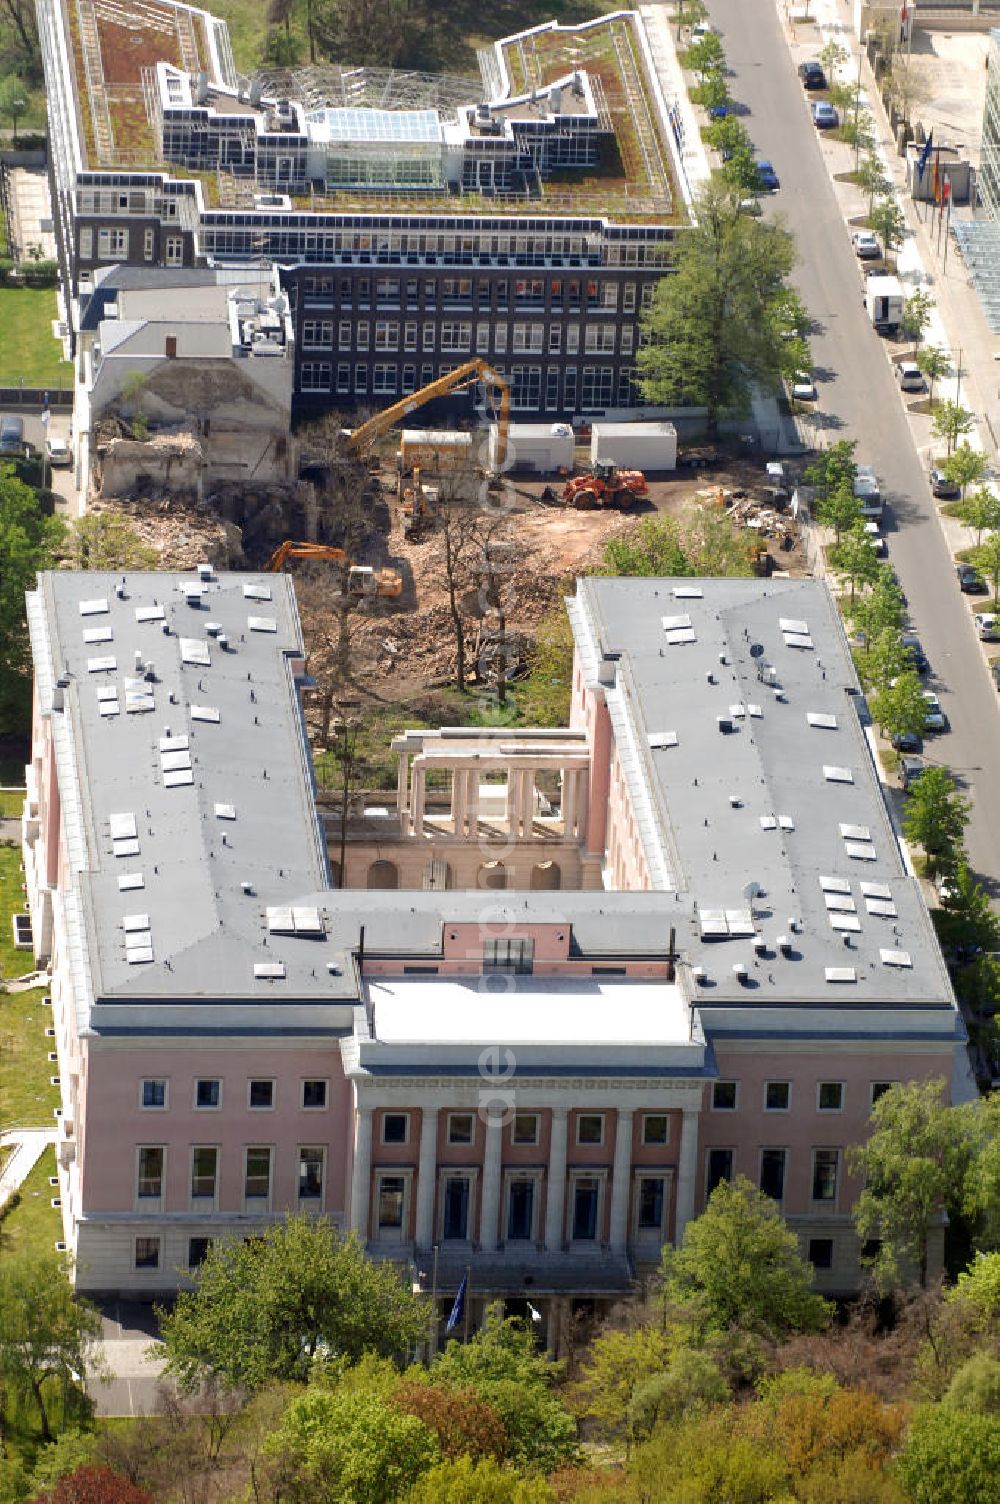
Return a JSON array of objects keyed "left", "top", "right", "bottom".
[
  {"left": 896, "top": 1405, "right": 1000, "bottom": 1504},
  {"left": 846, "top": 568, "right": 906, "bottom": 646},
  {"left": 858, "top": 152, "right": 891, "bottom": 216},
  {"left": 869, "top": 197, "right": 906, "bottom": 263},
  {"left": 686, "top": 30, "right": 725, "bottom": 84},
  {"left": 696, "top": 71, "right": 729, "bottom": 114},
  {"left": 869, "top": 669, "right": 927, "bottom": 744},
  {"left": 931, "top": 402, "right": 974, "bottom": 459},
  {"left": 431, "top": 1310, "right": 579, "bottom": 1472},
  {"left": 521, "top": 606, "right": 574, "bottom": 727},
  {"left": 0, "top": 74, "right": 28, "bottom": 144},
  {"left": 943, "top": 442, "right": 988, "bottom": 500},
  {"left": 944, "top": 1354, "right": 1000, "bottom": 1416},
  {"left": 157, "top": 1215, "right": 428, "bottom": 1393},
  {"left": 704, "top": 114, "right": 750, "bottom": 159},
  {"left": 848, "top": 1080, "right": 978, "bottom": 1290},
  {"left": 673, "top": 0, "right": 708, "bottom": 39},
  {"left": 402, "top": 1456, "right": 554, "bottom": 1503},
  {"left": 603, "top": 515, "right": 691, "bottom": 577},
  {"left": 804, "top": 438, "right": 858, "bottom": 498},
  {"left": 659, "top": 1176, "right": 831, "bottom": 1343},
  {"left": 815, "top": 480, "right": 863, "bottom": 545},
  {"left": 64, "top": 512, "right": 159, "bottom": 570},
  {"left": 855, "top": 625, "right": 909, "bottom": 696},
  {"left": 841, "top": 111, "right": 875, "bottom": 157},
  {"left": 902, "top": 766, "right": 970, "bottom": 877},
  {"left": 819, "top": 38, "right": 849, "bottom": 77},
  {"left": 627, "top": 1348, "right": 728, "bottom": 1442},
  {"left": 916, "top": 345, "right": 949, "bottom": 405},
  {"left": 0, "top": 1252, "right": 103, "bottom": 1443},
  {"left": 957, "top": 486, "right": 1000, "bottom": 547},
  {"left": 933, "top": 859, "right": 1000, "bottom": 968},
  {"left": 901, "top": 288, "right": 934, "bottom": 354},
  {"left": 0, "top": 467, "right": 65, "bottom": 731},
  {"left": 637, "top": 184, "right": 797, "bottom": 434},
  {"left": 264, "top": 1378, "right": 440, "bottom": 1504},
  {"left": 570, "top": 1324, "right": 673, "bottom": 1440},
  {"left": 829, "top": 522, "right": 881, "bottom": 600},
  {"left": 972, "top": 530, "right": 1000, "bottom": 605},
  {"left": 721, "top": 143, "right": 765, "bottom": 197},
  {"left": 630, "top": 1409, "right": 790, "bottom": 1504}
]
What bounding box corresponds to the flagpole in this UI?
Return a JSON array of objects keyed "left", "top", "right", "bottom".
[
  {"left": 463, "top": 1263, "right": 472, "bottom": 1342},
  {"left": 429, "top": 1243, "right": 439, "bottom": 1362}
]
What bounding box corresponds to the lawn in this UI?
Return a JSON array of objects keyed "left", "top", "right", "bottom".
[
  {"left": 2, "top": 1146, "right": 61, "bottom": 1261},
  {"left": 0, "top": 286, "right": 73, "bottom": 387},
  {"left": 0, "top": 789, "right": 25, "bottom": 818},
  {"left": 0, "top": 841, "right": 32, "bottom": 983},
  {"left": 0, "top": 982, "right": 59, "bottom": 1126}
]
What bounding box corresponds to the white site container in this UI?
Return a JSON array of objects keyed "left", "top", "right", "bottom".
[
  {"left": 590, "top": 421, "right": 677, "bottom": 471},
  {"left": 399, "top": 429, "right": 477, "bottom": 472},
  {"left": 490, "top": 421, "right": 575, "bottom": 474}
]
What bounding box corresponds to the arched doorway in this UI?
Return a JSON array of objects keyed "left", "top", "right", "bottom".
[
  {"left": 530, "top": 860, "right": 561, "bottom": 890},
  {"left": 367, "top": 859, "right": 399, "bottom": 890},
  {"left": 478, "top": 860, "right": 507, "bottom": 890}
]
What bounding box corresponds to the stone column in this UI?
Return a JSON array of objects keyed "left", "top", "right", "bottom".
[
  {"left": 520, "top": 767, "right": 535, "bottom": 836},
  {"left": 410, "top": 763, "right": 426, "bottom": 836},
  {"left": 608, "top": 1107, "right": 634, "bottom": 1252},
  {"left": 505, "top": 767, "right": 523, "bottom": 835},
  {"left": 466, "top": 769, "right": 480, "bottom": 834},
  {"left": 451, "top": 766, "right": 467, "bottom": 837},
  {"left": 479, "top": 1111, "right": 503, "bottom": 1251},
  {"left": 674, "top": 1108, "right": 699, "bottom": 1245},
  {"left": 415, "top": 1106, "right": 438, "bottom": 1249},
  {"left": 544, "top": 1107, "right": 568, "bottom": 1251},
  {"left": 349, "top": 1103, "right": 373, "bottom": 1241},
  {"left": 562, "top": 769, "right": 578, "bottom": 840},
  {"left": 396, "top": 747, "right": 409, "bottom": 822}
]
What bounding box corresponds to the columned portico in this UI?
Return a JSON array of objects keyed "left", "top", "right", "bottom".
[
  {"left": 544, "top": 1106, "right": 568, "bottom": 1251},
  {"left": 415, "top": 1106, "right": 438, "bottom": 1247},
  {"left": 349, "top": 1103, "right": 373, "bottom": 1239},
  {"left": 479, "top": 1112, "right": 503, "bottom": 1250},
  {"left": 608, "top": 1107, "right": 634, "bottom": 1252}
]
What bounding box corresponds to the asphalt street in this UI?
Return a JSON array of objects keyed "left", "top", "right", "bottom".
[{"left": 704, "top": 0, "right": 1000, "bottom": 892}]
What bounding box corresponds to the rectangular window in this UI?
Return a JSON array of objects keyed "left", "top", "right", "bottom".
[
  {"left": 476, "top": 322, "right": 490, "bottom": 354},
  {"left": 448, "top": 1112, "right": 474, "bottom": 1145},
  {"left": 422, "top": 322, "right": 435, "bottom": 351},
  {"left": 513, "top": 1113, "right": 539, "bottom": 1146},
  {"left": 442, "top": 1175, "right": 471, "bottom": 1239},
  {"left": 420, "top": 364, "right": 434, "bottom": 387},
  {"left": 766, "top": 1081, "right": 790, "bottom": 1112},
  {"left": 302, "top": 1079, "right": 328, "bottom": 1110},
  {"left": 356, "top": 320, "right": 369, "bottom": 352},
  {"left": 706, "top": 1148, "right": 733, "bottom": 1196},
  {"left": 580, "top": 366, "right": 613, "bottom": 408},
  {"left": 402, "top": 364, "right": 416, "bottom": 393},
  {"left": 818, "top": 1082, "right": 844, "bottom": 1112},
  {"left": 298, "top": 1146, "right": 324, "bottom": 1201},
  {"left": 440, "top": 322, "right": 472, "bottom": 353},
  {"left": 372, "top": 363, "right": 396, "bottom": 396},
  {"left": 477, "top": 280, "right": 491, "bottom": 311},
  {"left": 338, "top": 320, "right": 352, "bottom": 350},
  {"left": 572, "top": 1176, "right": 600, "bottom": 1239},
  {"left": 424, "top": 279, "right": 437, "bottom": 306},
  {"left": 357, "top": 277, "right": 370, "bottom": 305},
  {"left": 637, "top": 1175, "right": 665, "bottom": 1231},
  {"left": 496, "top": 281, "right": 508, "bottom": 311},
  {"left": 79, "top": 226, "right": 93, "bottom": 259},
  {"left": 620, "top": 326, "right": 634, "bottom": 356},
  {"left": 404, "top": 321, "right": 418, "bottom": 351},
  {"left": 812, "top": 1149, "right": 839, "bottom": 1203},
  {"left": 483, "top": 937, "right": 534, "bottom": 974},
  {"left": 134, "top": 1237, "right": 160, "bottom": 1270},
  {"left": 585, "top": 325, "right": 616, "bottom": 354},
  {"left": 302, "top": 320, "right": 333, "bottom": 348},
  {"left": 137, "top": 1146, "right": 163, "bottom": 1199},
  {"left": 141, "top": 1079, "right": 167, "bottom": 1110},
  {"left": 507, "top": 1178, "right": 535, "bottom": 1240},
  {"left": 249, "top": 1079, "right": 274, "bottom": 1110},
  {"left": 195, "top": 1079, "right": 221, "bottom": 1110},
  {"left": 576, "top": 1113, "right": 604, "bottom": 1146},
  {"left": 760, "top": 1148, "right": 787, "bottom": 1202},
  {"left": 643, "top": 1114, "right": 669, "bottom": 1146},
  {"left": 564, "top": 367, "right": 577, "bottom": 408},
  {"left": 188, "top": 1237, "right": 210, "bottom": 1269},
  {"left": 191, "top": 1146, "right": 218, "bottom": 1201},
  {"left": 871, "top": 1081, "right": 896, "bottom": 1104},
  {"left": 340, "top": 278, "right": 352, "bottom": 305},
  {"left": 376, "top": 277, "right": 400, "bottom": 304},
  {"left": 164, "top": 235, "right": 182, "bottom": 266},
  {"left": 566, "top": 323, "right": 580, "bottom": 355},
  {"left": 98, "top": 227, "right": 128, "bottom": 260},
  {"left": 602, "top": 283, "right": 618, "bottom": 310},
  {"left": 336, "top": 363, "right": 350, "bottom": 394},
  {"left": 378, "top": 1175, "right": 405, "bottom": 1230},
  {"left": 712, "top": 1081, "right": 738, "bottom": 1111},
  {"left": 301, "top": 362, "right": 331, "bottom": 392},
  {"left": 640, "top": 284, "right": 655, "bottom": 311},
  {"left": 512, "top": 322, "right": 544, "bottom": 354},
  {"left": 494, "top": 325, "right": 508, "bottom": 355},
  {"left": 244, "top": 1146, "right": 272, "bottom": 1202},
  {"left": 623, "top": 282, "right": 637, "bottom": 314},
  {"left": 383, "top": 1112, "right": 409, "bottom": 1144},
  {"left": 354, "top": 364, "right": 368, "bottom": 394},
  {"left": 143, "top": 228, "right": 154, "bottom": 261},
  {"left": 406, "top": 279, "right": 419, "bottom": 308},
  {"left": 809, "top": 1237, "right": 834, "bottom": 1270},
  {"left": 374, "top": 320, "right": 399, "bottom": 351}
]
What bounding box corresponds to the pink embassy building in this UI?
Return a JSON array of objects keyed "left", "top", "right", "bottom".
[{"left": 22, "top": 569, "right": 972, "bottom": 1343}]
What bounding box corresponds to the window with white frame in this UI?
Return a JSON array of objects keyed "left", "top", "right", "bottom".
[
  {"left": 585, "top": 325, "right": 616, "bottom": 354},
  {"left": 576, "top": 1113, "right": 604, "bottom": 1146},
  {"left": 447, "top": 1112, "right": 474, "bottom": 1145},
  {"left": 375, "top": 320, "right": 399, "bottom": 351},
  {"left": 143, "top": 228, "right": 154, "bottom": 261},
  {"left": 580, "top": 366, "right": 613, "bottom": 408},
  {"left": 191, "top": 1145, "right": 218, "bottom": 1202},
  {"left": 338, "top": 320, "right": 352, "bottom": 350},
  {"left": 509, "top": 365, "right": 541, "bottom": 410},
  {"left": 545, "top": 368, "right": 559, "bottom": 410},
  {"left": 336, "top": 363, "right": 350, "bottom": 394},
  {"left": 512, "top": 1113, "right": 539, "bottom": 1145},
  {"left": 195, "top": 1078, "right": 221, "bottom": 1110},
  {"left": 248, "top": 1079, "right": 274, "bottom": 1110},
  {"left": 760, "top": 1147, "right": 786, "bottom": 1202},
  {"left": 512, "top": 322, "right": 544, "bottom": 354},
  {"left": 623, "top": 282, "right": 637, "bottom": 313},
  {"left": 98, "top": 227, "right": 128, "bottom": 260},
  {"left": 79, "top": 226, "right": 93, "bottom": 259},
  {"left": 642, "top": 1114, "right": 669, "bottom": 1146},
  {"left": 300, "top": 362, "right": 331, "bottom": 392},
  {"left": 634, "top": 1173, "right": 667, "bottom": 1235},
  {"left": 620, "top": 326, "right": 634, "bottom": 355},
  {"left": 404, "top": 321, "right": 418, "bottom": 351},
  {"left": 402, "top": 364, "right": 416, "bottom": 393},
  {"left": 302, "top": 320, "right": 332, "bottom": 348},
  {"left": 137, "top": 1146, "right": 163, "bottom": 1201},
  {"left": 569, "top": 1171, "right": 603, "bottom": 1240},
  {"left": 354, "top": 364, "right": 368, "bottom": 394},
  {"left": 566, "top": 323, "right": 580, "bottom": 354},
  {"left": 548, "top": 324, "right": 562, "bottom": 353},
  {"left": 140, "top": 1078, "right": 167, "bottom": 1110},
  {"left": 302, "top": 1079, "right": 328, "bottom": 1110},
  {"left": 422, "top": 322, "right": 436, "bottom": 351},
  {"left": 712, "top": 1081, "right": 738, "bottom": 1111},
  {"left": 640, "top": 284, "right": 655, "bottom": 311},
  {"left": 811, "top": 1148, "right": 839, "bottom": 1203},
  {"left": 440, "top": 322, "right": 472, "bottom": 353},
  {"left": 298, "top": 1146, "right": 324, "bottom": 1202},
  {"left": 476, "top": 322, "right": 490, "bottom": 353},
  {"left": 244, "top": 1146, "right": 272, "bottom": 1204},
  {"left": 441, "top": 1171, "right": 473, "bottom": 1239},
  {"left": 506, "top": 1174, "right": 538, "bottom": 1240},
  {"left": 765, "top": 1081, "right": 791, "bottom": 1112},
  {"left": 818, "top": 1082, "right": 844, "bottom": 1112},
  {"left": 706, "top": 1147, "right": 733, "bottom": 1196},
  {"left": 356, "top": 320, "right": 369, "bottom": 351},
  {"left": 134, "top": 1236, "right": 161, "bottom": 1270},
  {"left": 372, "top": 364, "right": 396, "bottom": 395},
  {"left": 376, "top": 1172, "right": 408, "bottom": 1235},
  {"left": 564, "top": 367, "right": 577, "bottom": 408},
  {"left": 494, "top": 325, "right": 508, "bottom": 354},
  {"left": 165, "top": 235, "right": 182, "bottom": 266}
]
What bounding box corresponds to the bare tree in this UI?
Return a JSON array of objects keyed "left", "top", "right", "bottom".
[{"left": 434, "top": 487, "right": 491, "bottom": 694}]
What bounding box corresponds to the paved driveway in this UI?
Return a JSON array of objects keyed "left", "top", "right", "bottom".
[{"left": 88, "top": 1301, "right": 169, "bottom": 1417}]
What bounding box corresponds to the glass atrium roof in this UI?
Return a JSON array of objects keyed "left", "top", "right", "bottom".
[{"left": 306, "top": 107, "right": 444, "bottom": 144}]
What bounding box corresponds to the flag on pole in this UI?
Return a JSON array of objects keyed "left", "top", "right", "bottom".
[
  {"left": 445, "top": 1274, "right": 468, "bottom": 1335},
  {"left": 527, "top": 1301, "right": 543, "bottom": 1325},
  {"left": 917, "top": 130, "right": 933, "bottom": 183}
]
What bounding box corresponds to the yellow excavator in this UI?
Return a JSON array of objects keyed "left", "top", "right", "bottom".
[
  {"left": 264, "top": 541, "right": 402, "bottom": 599},
  {"left": 344, "top": 359, "right": 510, "bottom": 469}
]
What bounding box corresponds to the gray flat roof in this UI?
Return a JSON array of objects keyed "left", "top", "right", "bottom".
[
  {"left": 573, "top": 576, "right": 956, "bottom": 1009},
  {"left": 30, "top": 571, "right": 347, "bottom": 1006}
]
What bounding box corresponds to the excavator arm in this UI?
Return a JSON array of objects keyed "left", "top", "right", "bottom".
[
  {"left": 265, "top": 541, "right": 347, "bottom": 571},
  {"left": 345, "top": 358, "right": 509, "bottom": 468}
]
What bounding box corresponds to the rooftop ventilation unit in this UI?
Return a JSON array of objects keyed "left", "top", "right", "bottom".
[
  {"left": 716, "top": 716, "right": 733, "bottom": 734},
  {"left": 777, "top": 935, "right": 792, "bottom": 955},
  {"left": 752, "top": 935, "right": 767, "bottom": 954},
  {"left": 732, "top": 963, "right": 749, "bottom": 984},
  {"left": 691, "top": 966, "right": 707, "bottom": 984}
]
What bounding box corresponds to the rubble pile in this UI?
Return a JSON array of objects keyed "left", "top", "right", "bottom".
[{"left": 84, "top": 497, "right": 244, "bottom": 570}]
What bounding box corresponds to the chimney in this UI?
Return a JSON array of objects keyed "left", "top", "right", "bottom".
[{"left": 165, "top": 335, "right": 177, "bottom": 358}]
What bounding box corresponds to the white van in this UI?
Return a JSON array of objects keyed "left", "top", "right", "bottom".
[{"left": 853, "top": 464, "right": 882, "bottom": 519}]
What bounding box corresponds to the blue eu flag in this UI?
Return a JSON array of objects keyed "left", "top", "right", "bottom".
[{"left": 445, "top": 1274, "right": 468, "bottom": 1334}]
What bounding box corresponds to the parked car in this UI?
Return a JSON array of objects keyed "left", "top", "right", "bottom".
[
  {"left": 811, "top": 100, "right": 839, "bottom": 129},
  {"left": 691, "top": 22, "right": 716, "bottom": 39},
  {"left": 899, "top": 753, "right": 926, "bottom": 789},
  {"left": 922, "top": 690, "right": 947, "bottom": 731},
  {"left": 957, "top": 562, "right": 987, "bottom": 593},
  {"left": 931, "top": 467, "right": 960, "bottom": 499},
  {"left": 798, "top": 60, "right": 826, "bottom": 89},
  {"left": 902, "top": 633, "right": 929, "bottom": 673},
  {"left": 864, "top": 520, "right": 886, "bottom": 556},
  {"left": 791, "top": 371, "right": 817, "bottom": 401},
  {"left": 739, "top": 196, "right": 762, "bottom": 216},
  {"left": 892, "top": 729, "right": 923, "bottom": 754},
  {"left": 709, "top": 102, "right": 729, "bottom": 120},
  {"left": 0, "top": 414, "right": 25, "bottom": 457},
  {"left": 45, "top": 436, "right": 72, "bottom": 468},
  {"left": 755, "top": 159, "right": 780, "bottom": 191},
  {"left": 896, "top": 361, "right": 926, "bottom": 393},
  {"left": 974, "top": 612, "right": 1000, "bottom": 641},
  {"left": 852, "top": 230, "right": 881, "bottom": 260}
]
